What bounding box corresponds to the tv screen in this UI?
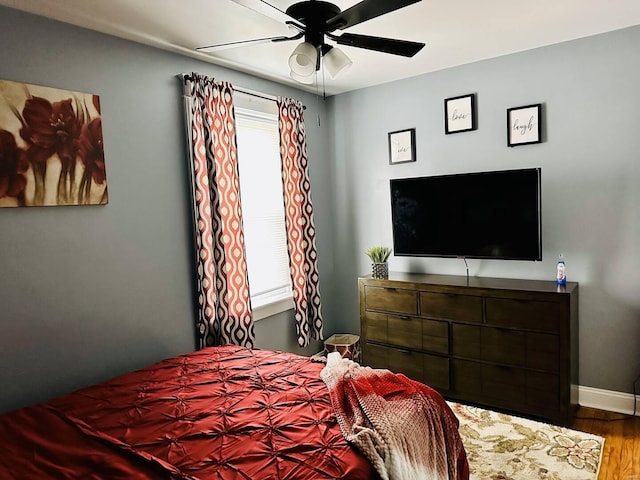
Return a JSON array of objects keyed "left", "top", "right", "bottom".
[{"left": 390, "top": 168, "right": 542, "bottom": 261}]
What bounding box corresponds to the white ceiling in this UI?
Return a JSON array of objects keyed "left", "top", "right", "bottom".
[{"left": 2, "top": 0, "right": 640, "bottom": 96}]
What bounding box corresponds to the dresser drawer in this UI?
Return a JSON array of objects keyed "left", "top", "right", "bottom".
[
  {"left": 482, "top": 364, "right": 527, "bottom": 407},
  {"left": 526, "top": 371, "right": 559, "bottom": 412},
  {"left": 423, "top": 354, "right": 450, "bottom": 391},
  {"left": 365, "top": 286, "right": 418, "bottom": 315},
  {"left": 451, "top": 359, "right": 482, "bottom": 397},
  {"left": 422, "top": 319, "right": 449, "bottom": 355},
  {"left": 485, "top": 298, "right": 559, "bottom": 332},
  {"left": 420, "top": 292, "right": 482, "bottom": 323},
  {"left": 488, "top": 368, "right": 560, "bottom": 416},
  {"left": 364, "top": 312, "right": 388, "bottom": 343},
  {"left": 387, "top": 346, "right": 423, "bottom": 382},
  {"left": 451, "top": 324, "right": 481, "bottom": 359},
  {"left": 452, "top": 360, "right": 560, "bottom": 417},
  {"left": 363, "top": 342, "right": 389, "bottom": 369},
  {"left": 454, "top": 325, "right": 529, "bottom": 365},
  {"left": 454, "top": 361, "right": 527, "bottom": 406},
  {"left": 363, "top": 343, "right": 426, "bottom": 384},
  {"left": 481, "top": 327, "right": 526, "bottom": 366},
  {"left": 526, "top": 332, "right": 559, "bottom": 372},
  {"left": 453, "top": 325, "right": 558, "bottom": 371},
  {"left": 388, "top": 315, "right": 422, "bottom": 349}
]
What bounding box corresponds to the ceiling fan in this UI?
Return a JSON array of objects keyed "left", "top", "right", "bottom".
[{"left": 197, "top": 0, "right": 425, "bottom": 84}]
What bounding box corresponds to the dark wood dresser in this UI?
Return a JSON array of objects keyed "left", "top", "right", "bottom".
[{"left": 359, "top": 272, "right": 579, "bottom": 425}]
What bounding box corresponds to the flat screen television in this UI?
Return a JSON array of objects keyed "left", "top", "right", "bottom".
[{"left": 390, "top": 168, "right": 542, "bottom": 261}]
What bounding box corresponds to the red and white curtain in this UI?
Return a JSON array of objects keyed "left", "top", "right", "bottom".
[
  {"left": 183, "top": 73, "right": 254, "bottom": 348},
  {"left": 277, "top": 97, "right": 323, "bottom": 347}
]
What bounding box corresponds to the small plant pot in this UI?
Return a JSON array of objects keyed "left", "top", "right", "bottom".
[{"left": 372, "top": 262, "right": 389, "bottom": 279}]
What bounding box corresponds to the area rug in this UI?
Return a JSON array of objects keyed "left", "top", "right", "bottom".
[{"left": 448, "top": 402, "right": 604, "bottom": 480}]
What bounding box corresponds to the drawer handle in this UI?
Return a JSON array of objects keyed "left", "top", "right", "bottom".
[
  {"left": 399, "top": 315, "right": 410, "bottom": 320},
  {"left": 510, "top": 298, "right": 528, "bottom": 303},
  {"left": 384, "top": 287, "right": 398, "bottom": 292},
  {"left": 397, "top": 348, "right": 411, "bottom": 354}
]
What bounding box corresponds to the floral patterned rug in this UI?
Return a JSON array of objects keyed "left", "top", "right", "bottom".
[{"left": 448, "top": 402, "right": 604, "bottom": 480}]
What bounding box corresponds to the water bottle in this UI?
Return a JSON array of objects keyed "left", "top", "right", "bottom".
[{"left": 556, "top": 254, "right": 566, "bottom": 286}]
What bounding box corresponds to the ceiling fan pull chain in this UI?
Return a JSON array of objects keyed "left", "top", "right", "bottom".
[
  {"left": 315, "top": 71, "right": 321, "bottom": 127},
  {"left": 322, "top": 59, "right": 327, "bottom": 102}
]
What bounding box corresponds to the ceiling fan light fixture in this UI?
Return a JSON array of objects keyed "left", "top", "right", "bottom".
[
  {"left": 323, "top": 46, "right": 352, "bottom": 79},
  {"left": 290, "top": 70, "right": 315, "bottom": 84},
  {"left": 288, "top": 42, "right": 318, "bottom": 76}
]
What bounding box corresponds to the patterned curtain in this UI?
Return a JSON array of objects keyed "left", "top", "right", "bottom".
[
  {"left": 183, "top": 73, "right": 254, "bottom": 348},
  {"left": 277, "top": 97, "right": 323, "bottom": 347}
]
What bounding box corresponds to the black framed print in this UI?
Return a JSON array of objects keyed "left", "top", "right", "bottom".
[
  {"left": 388, "top": 128, "right": 416, "bottom": 164},
  {"left": 507, "top": 103, "right": 542, "bottom": 147},
  {"left": 444, "top": 93, "right": 476, "bottom": 134}
]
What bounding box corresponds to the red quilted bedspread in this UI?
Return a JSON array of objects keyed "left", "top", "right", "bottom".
[{"left": 0, "top": 346, "right": 468, "bottom": 479}]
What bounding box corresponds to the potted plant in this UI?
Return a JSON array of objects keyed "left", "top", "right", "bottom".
[{"left": 365, "top": 246, "right": 392, "bottom": 279}]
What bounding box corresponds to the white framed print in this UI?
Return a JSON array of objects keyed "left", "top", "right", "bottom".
[
  {"left": 507, "top": 103, "right": 542, "bottom": 147},
  {"left": 388, "top": 128, "right": 416, "bottom": 165},
  {"left": 444, "top": 93, "right": 476, "bottom": 134}
]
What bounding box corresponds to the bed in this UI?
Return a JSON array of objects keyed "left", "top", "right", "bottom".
[{"left": 0, "top": 345, "right": 468, "bottom": 479}]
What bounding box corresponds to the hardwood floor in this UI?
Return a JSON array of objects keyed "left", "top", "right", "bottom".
[{"left": 571, "top": 407, "right": 640, "bottom": 480}]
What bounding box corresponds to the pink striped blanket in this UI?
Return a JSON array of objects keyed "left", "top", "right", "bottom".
[{"left": 321, "top": 352, "right": 469, "bottom": 480}]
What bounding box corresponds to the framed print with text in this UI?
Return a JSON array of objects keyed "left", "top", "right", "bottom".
[
  {"left": 444, "top": 93, "right": 476, "bottom": 134},
  {"left": 388, "top": 128, "right": 416, "bottom": 164},
  {"left": 507, "top": 103, "right": 542, "bottom": 147}
]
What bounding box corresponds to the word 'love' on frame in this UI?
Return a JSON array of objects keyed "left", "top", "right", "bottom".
[{"left": 444, "top": 93, "right": 476, "bottom": 134}]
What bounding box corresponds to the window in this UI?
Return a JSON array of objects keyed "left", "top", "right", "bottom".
[{"left": 235, "top": 94, "right": 293, "bottom": 320}]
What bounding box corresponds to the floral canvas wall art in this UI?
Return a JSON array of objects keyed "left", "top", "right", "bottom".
[{"left": 0, "top": 79, "right": 108, "bottom": 207}]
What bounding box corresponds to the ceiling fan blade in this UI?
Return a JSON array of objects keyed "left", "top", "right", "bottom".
[
  {"left": 197, "top": 32, "right": 302, "bottom": 52},
  {"left": 326, "top": 0, "right": 421, "bottom": 31},
  {"left": 329, "top": 32, "right": 425, "bottom": 57},
  {"left": 231, "top": 0, "right": 305, "bottom": 27}
]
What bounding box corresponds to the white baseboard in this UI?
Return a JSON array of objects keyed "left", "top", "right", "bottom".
[{"left": 579, "top": 385, "right": 640, "bottom": 416}]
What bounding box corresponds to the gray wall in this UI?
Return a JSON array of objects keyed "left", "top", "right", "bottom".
[
  {"left": 327, "top": 26, "right": 640, "bottom": 394},
  {"left": 0, "top": 7, "right": 325, "bottom": 414},
  {"left": 1, "top": 5, "right": 638, "bottom": 414}
]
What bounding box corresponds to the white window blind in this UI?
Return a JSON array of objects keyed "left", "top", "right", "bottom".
[{"left": 235, "top": 105, "right": 293, "bottom": 313}]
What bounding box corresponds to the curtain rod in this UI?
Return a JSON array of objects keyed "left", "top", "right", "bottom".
[
  {"left": 237, "top": 86, "right": 278, "bottom": 102},
  {"left": 178, "top": 73, "right": 306, "bottom": 109},
  {"left": 179, "top": 73, "right": 275, "bottom": 101}
]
